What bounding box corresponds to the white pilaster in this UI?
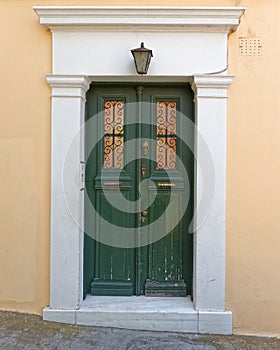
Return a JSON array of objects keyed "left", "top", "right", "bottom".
[
  {"left": 46, "top": 75, "right": 90, "bottom": 310},
  {"left": 191, "top": 74, "right": 234, "bottom": 315}
]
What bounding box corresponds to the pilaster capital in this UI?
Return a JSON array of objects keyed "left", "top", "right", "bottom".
[
  {"left": 46, "top": 74, "right": 91, "bottom": 99},
  {"left": 191, "top": 74, "right": 234, "bottom": 99}
]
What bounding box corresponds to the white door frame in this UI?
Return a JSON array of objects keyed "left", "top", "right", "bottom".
[{"left": 34, "top": 6, "right": 245, "bottom": 334}]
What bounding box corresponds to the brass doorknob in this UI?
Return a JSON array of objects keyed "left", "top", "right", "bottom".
[{"left": 141, "top": 210, "right": 148, "bottom": 217}]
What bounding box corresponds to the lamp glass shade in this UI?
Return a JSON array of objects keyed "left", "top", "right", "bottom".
[{"left": 131, "top": 42, "right": 153, "bottom": 75}]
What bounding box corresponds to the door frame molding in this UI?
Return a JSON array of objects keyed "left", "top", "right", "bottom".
[{"left": 34, "top": 6, "right": 245, "bottom": 334}]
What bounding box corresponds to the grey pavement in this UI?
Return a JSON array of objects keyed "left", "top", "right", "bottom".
[{"left": 0, "top": 311, "right": 279, "bottom": 350}]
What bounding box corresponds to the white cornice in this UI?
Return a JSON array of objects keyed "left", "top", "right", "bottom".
[{"left": 34, "top": 6, "right": 245, "bottom": 33}]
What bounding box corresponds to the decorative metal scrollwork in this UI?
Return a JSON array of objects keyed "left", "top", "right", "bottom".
[
  {"left": 103, "top": 100, "right": 125, "bottom": 169},
  {"left": 156, "top": 101, "right": 177, "bottom": 170}
]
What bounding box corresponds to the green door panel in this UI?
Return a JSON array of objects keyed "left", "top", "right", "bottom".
[{"left": 84, "top": 84, "right": 194, "bottom": 297}]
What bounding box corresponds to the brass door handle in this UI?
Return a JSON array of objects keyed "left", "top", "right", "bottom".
[
  {"left": 103, "top": 181, "right": 122, "bottom": 186},
  {"left": 157, "top": 182, "right": 176, "bottom": 187},
  {"left": 141, "top": 210, "right": 148, "bottom": 217}
]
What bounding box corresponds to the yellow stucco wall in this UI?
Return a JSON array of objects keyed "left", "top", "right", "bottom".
[
  {"left": 227, "top": 1, "right": 280, "bottom": 336},
  {"left": 0, "top": 0, "right": 279, "bottom": 336}
]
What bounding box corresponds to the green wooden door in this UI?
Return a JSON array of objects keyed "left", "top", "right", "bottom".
[{"left": 84, "top": 84, "right": 193, "bottom": 297}]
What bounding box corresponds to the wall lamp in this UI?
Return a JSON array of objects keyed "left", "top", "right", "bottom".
[{"left": 130, "top": 42, "right": 153, "bottom": 75}]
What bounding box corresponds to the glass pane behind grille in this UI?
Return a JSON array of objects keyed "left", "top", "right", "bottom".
[
  {"left": 103, "top": 100, "right": 124, "bottom": 169},
  {"left": 156, "top": 101, "right": 177, "bottom": 170}
]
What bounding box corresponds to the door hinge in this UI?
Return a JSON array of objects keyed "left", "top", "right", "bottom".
[{"left": 80, "top": 161, "right": 85, "bottom": 190}]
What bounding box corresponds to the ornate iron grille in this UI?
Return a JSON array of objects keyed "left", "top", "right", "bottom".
[
  {"left": 103, "top": 100, "right": 124, "bottom": 169},
  {"left": 156, "top": 101, "right": 177, "bottom": 170}
]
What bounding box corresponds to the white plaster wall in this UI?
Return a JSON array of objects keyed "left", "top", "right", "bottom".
[{"left": 52, "top": 31, "right": 227, "bottom": 76}]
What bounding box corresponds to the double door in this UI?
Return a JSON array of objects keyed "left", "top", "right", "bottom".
[{"left": 84, "top": 84, "right": 193, "bottom": 297}]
